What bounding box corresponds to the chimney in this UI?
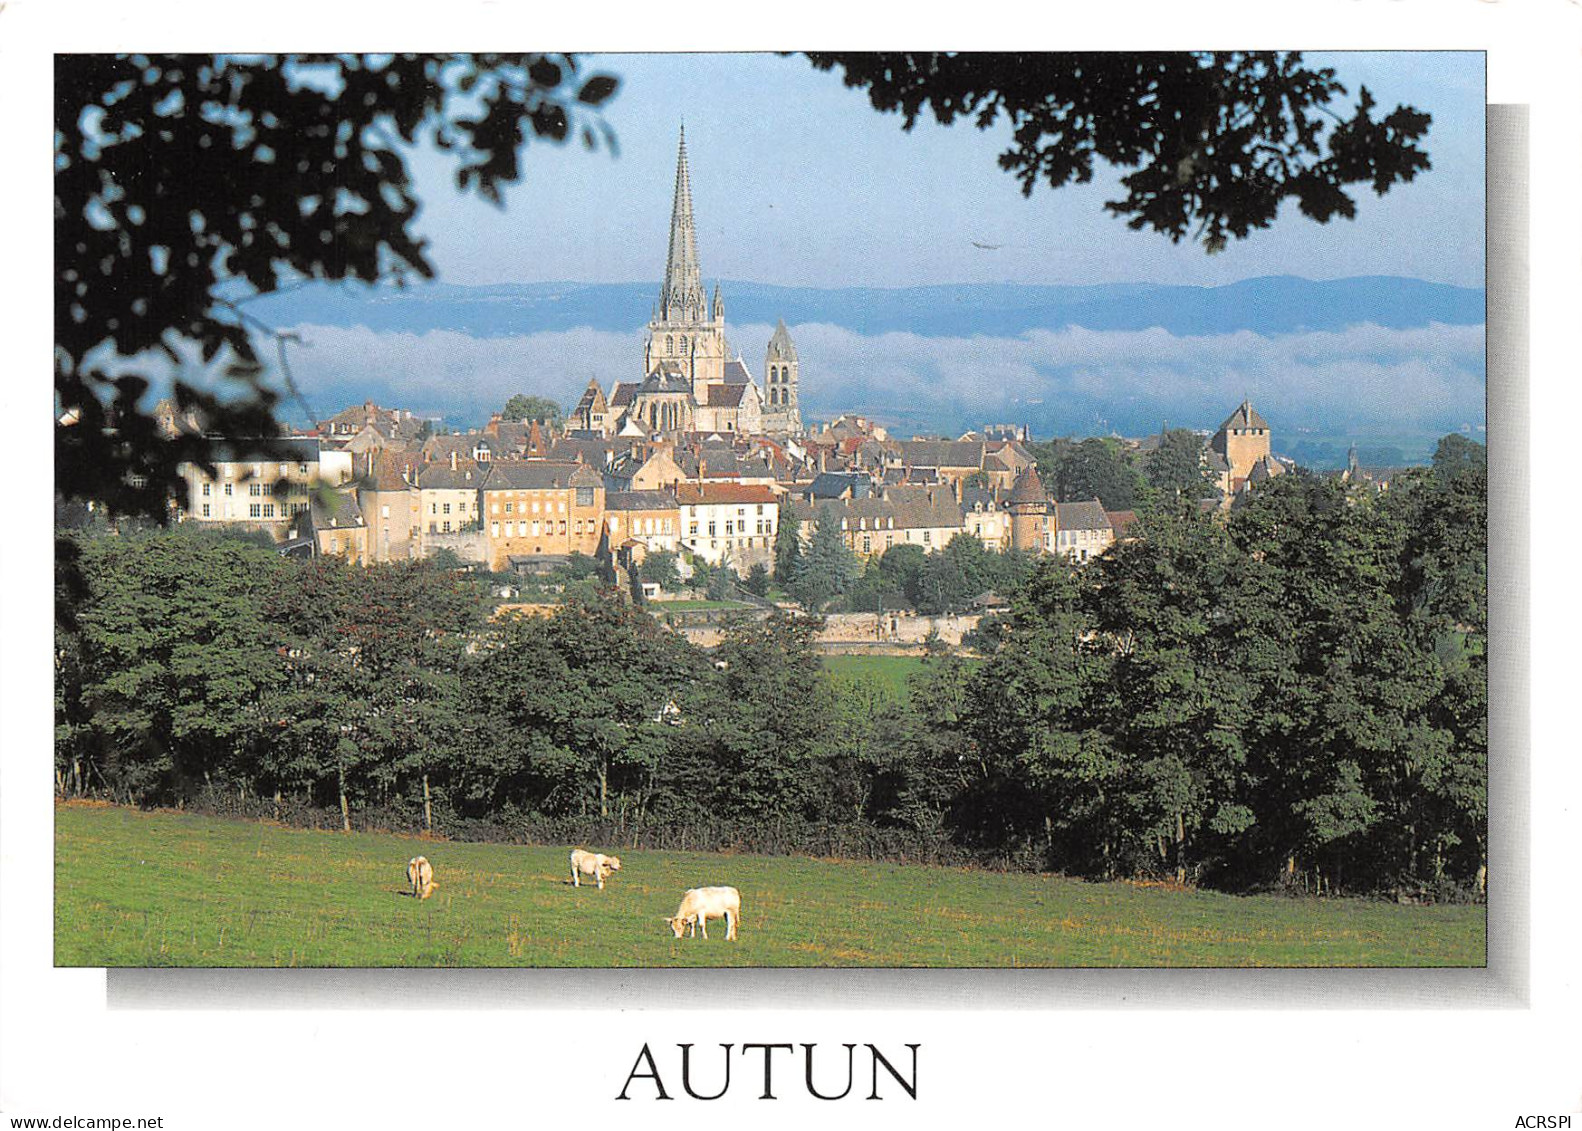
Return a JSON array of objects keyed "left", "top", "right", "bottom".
[{"left": 450, "top": 450, "right": 457, "bottom": 472}]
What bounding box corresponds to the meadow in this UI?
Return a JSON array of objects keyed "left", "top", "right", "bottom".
[
  {"left": 55, "top": 804, "right": 1485, "bottom": 968},
  {"left": 820, "top": 653, "right": 931, "bottom": 698}
]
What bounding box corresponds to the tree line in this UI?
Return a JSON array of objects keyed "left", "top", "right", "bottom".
[{"left": 54, "top": 439, "right": 1484, "bottom": 896}]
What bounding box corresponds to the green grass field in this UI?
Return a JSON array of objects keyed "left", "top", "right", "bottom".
[
  {"left": 821, "top": 653, "right": 930, "bottom": 698},
  {"left": 55, "top": 804, "right": 1485, "bottom": 968}
]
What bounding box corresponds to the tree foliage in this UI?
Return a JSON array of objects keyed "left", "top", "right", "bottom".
[
  {"left": 803, "top": 52, "right": 1431, "bottom": 252},
  {"left": 55, "top": 436, "right": 1483, "bottom": 894},
  {"left": 501, "top": 394, "right": 564, "bottom": 424},
  {"left": 1145, "top": 428, "right": 1218, "bottom": 501},
  {"left": 1029, "top": 437, "right": 1145, "bottom": 510},
  {"left": 55, "top": 53, "right": 618, "bottom": 520},
  {"left": 791, "top": 503, "right": 859, "bottom": 610}
]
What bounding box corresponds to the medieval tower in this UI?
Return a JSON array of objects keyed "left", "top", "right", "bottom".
[
  {"left": 1210, "top": 399, "right": 1272, "bottom": 483},
  {"left": 1007, "top": 466, "right": 1050, "bottom": 553},
  {"left": 762, "top": 319, "right": 802, "bottom": 435}
]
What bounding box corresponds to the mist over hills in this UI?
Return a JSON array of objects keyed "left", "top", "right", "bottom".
[
  {"left": 249, "top": 275, "right": 1483, "bottom": 340},
  {"left": 252, "top": 276, "right": 1486, "bottom": 464}
]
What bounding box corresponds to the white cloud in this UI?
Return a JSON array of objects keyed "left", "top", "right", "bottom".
[{"left": 279, "top": 319, "right": 1486, "bottom": 437}]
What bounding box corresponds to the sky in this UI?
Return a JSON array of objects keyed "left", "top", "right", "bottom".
[{"left": 406, "top": 51, "right": 1487, "bottom": 290}]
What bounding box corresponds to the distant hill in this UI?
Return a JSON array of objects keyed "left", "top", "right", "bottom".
[{"left": 246, "top": 275, "right": 1484, "bottom": 339}]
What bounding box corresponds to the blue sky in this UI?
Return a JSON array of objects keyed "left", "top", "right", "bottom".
[{"left": 406, "top": 51, "right": 1486, "bottom": 290}]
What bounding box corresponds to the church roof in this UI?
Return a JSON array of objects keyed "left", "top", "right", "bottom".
[
  {"left": 722, "top": 358, "right": 753, "bottom": 385},
  {"left": 1218, "top": 399, "right": 1270, "bottom": 432},
  {"left": 609, "top": 382, "right": 640, "bottom": 408},
  {"left": 705, "top": 383, "right": 747, "bottom": 407},
  {"left": 640, "top": 370, "right": 692, "bottom": 395}
]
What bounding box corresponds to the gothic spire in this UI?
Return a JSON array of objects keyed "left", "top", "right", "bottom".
[{"left": 660, "top": 125, "right": 705, "bottom": 323}]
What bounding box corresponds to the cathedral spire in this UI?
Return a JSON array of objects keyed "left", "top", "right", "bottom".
[{"left": 660, "top": 125, "right": 705, "bottom": 323}]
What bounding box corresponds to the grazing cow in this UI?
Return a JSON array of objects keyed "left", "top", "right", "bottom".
[
  {"left": 665, "top": 886, "right": 741, "bottom": 940},
  {"left": 407, "top": 855, "right": 438, "bottom": 900},
  {"left": 570, "top": 848, "right": 622, "bottom": 890}
]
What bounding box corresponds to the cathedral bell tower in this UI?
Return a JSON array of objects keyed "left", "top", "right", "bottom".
[
  {"left": 763, "top": 319, "right": 802, "bottom": 435},
  {"left": 643, "top": 126, "right": 726, "bottom": 399}
]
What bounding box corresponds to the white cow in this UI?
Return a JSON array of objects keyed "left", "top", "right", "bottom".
[
  {"left": 665, "top": 886, "right": 741, "bottom": 940},
  {"left": 406, "top": 855, "right": 438, "bottom": 900},
  {"left": 570, "top": 848, "right": 622, "bottom": 890}
]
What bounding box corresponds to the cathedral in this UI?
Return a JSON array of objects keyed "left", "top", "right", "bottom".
[{"left": 591, "top": 127, "right": 802, "bottom": 439}]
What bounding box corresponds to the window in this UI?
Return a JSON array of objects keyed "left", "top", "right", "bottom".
[
  {"left": 381, "top": 505, "right": 390, "bottom": 519},
  {"left": 491, "top": 502, "right": 499, "bottom": 515},
  {"left": 299, "top": 463, "right": 309, "bottom": 475},
  {"left": 531, "top": 500, "right": 540, "bottom": 514},
  {"left": 201, "top": 504, "right": 210, "bottom": 517},
  {"left": 201, "top": 482, "right": 210, "bottom": 497},
  {"left": 491, "top": 522, "right": 500, "bottom": 537},
  {"left": 558, "top": 521, "right": 566, "bottom": 535},
  {"left": 862, "top": 535, "right": 871, "bottom": 554},
  {"left": 249, "top": 503, "right": 261, "bottom": 517},
  {"left": 429, "top": 523, "right": 437, "bottom": 533},
  {"left": 575, "top": 487, "right": 595, "bottom": 507},
  {"left": 250, "top": 483, "right": 263, "bottom": 497},
  {"left": 756, "top": 504, "right": 764, "bottom": 515},
  {"left": 262, "top": 504, "right": 275, "bottom": 518},
  {"left": 690, "top": 522, "right": 699, "bottom": 536},
  {"left": 724, "top": 521, "right": 733, "bottom": 536},
  {"left": 505, "top": 502, "right": 514, "bottom": 514},
  {"left": 443, "top": 503, "right": 452, "bottom": 515},
  {"left": 558, "top": 500, "right": 566, "bottom": 514},
  {"left": 708, "top": 522, "right": 716, "bottom": 536},
  {"left": 923, "top": 531, "right": 931, "bottom": 544},
  {"left": 443, "top": 521, "right": 452, "bottom": 533}
]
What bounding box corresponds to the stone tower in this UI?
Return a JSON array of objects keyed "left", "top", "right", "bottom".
[
  {"left": 762, "top": 319, "right": 801, "bottom": 434},
  {"left": 1007, "top": 466, "right": 1050, "bottom": 553},
  {"left": 642, "top": 126, "right": 727, "bottom": 399},
  {"left": 1210, "top": 399, "right": 1272, "bottom": 483}
]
